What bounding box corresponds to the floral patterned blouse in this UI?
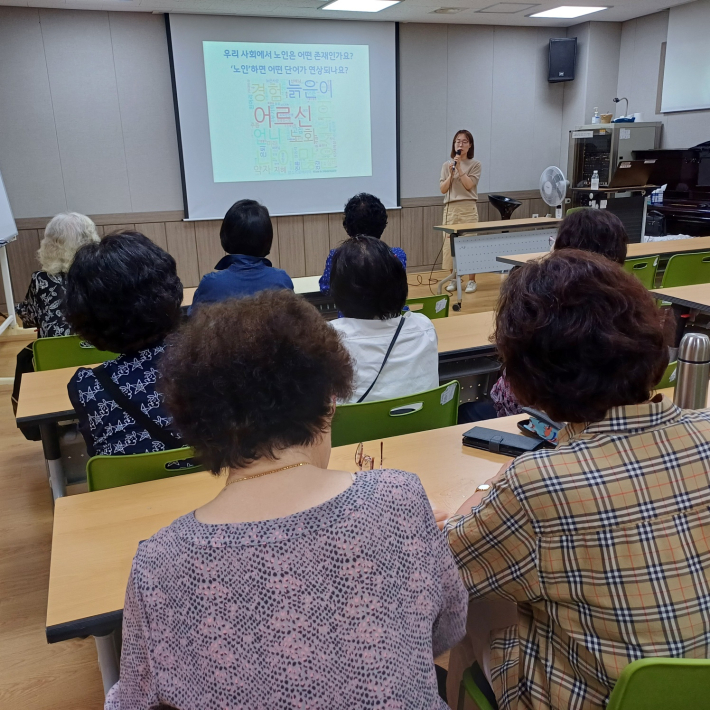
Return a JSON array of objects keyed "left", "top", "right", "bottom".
[
  {"left": 15, "top": 271, "right": 71, "bottom": 338},
  {"left": 105, "top": 469, "right": 468, "bottom": 710}
]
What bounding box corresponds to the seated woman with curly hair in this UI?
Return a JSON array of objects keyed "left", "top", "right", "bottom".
[
  {"left": 65, "top": 231, "right": 184, "bottom": 457},
  {"left": 490, "top": 208, "right": 629, "bottom": 418},
  {"left": 105, "top": 289, "right": 467, "bottom": 710},
  {"left": 446, "top": 250, "right": 710, "bottom": 710}
]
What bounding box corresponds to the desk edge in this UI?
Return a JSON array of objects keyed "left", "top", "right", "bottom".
[
  {"left": 649, "top": 292, "right": 710, "bottom": 312},
  {"left": 16, "top": 408, "right": 77, "bottom": 427},
  {"left": 46, "top": 609, "right": 123, "bottom": 643}
]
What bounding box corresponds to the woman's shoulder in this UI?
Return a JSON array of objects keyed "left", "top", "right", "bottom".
[
  {"left": 358, "top": 469, "right": 430, "bottom": 508},
  {"left": 405, "top": 311, "right": 437, "bottom": 331}
]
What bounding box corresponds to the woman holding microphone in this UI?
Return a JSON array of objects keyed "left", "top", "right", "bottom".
[{"left": 439, "top": 130, "right": 482, "bottom": 294}]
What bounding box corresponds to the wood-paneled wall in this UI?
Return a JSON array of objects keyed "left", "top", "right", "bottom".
[{"left": 1, "top": 192, "right": 550, "bottom": 313}]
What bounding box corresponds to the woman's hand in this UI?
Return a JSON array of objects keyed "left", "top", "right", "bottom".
[{"left": 432, "top": 508, "right": 450, "bottom": 531}]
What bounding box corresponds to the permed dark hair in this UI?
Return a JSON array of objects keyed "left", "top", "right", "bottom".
[
  {"left": 220, "top": 199, "right": 273, "bottom": 257},
  {"left": 494, "top": 249, "right": 668, "bottom": 423},
  {"left": 330, "top": 236, "right": 407, "bottom": 320},
  {"left": 160, "top": 290, "right": 354, "bottom": 472},
  {"left": 450, "top": 130, "right": 474, "bottom": 160},
  {"left": 342, "top": 193, "right": 388, "bottom": 239},
  {"left": 64, "top": 231, "right": 183, "bottom": 354},
  {"left": 554, "top": 208, "right": 628, "bottom": 265}
]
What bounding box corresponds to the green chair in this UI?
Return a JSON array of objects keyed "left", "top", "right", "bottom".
[
  {"left": 331, "top": 381, "right": 460, "bottom": 448},
  {"left": 624, "top": 256, "right": 659, "bottom": 289},
  {"left": 33, "top": 335, "right": 118, "bottom": 372},
  {"left": 660, "top": 251, "right": 710, "bottom": 288},
  {"left": 606, "top": 658, "right": 710, "bottom": 710},
  {"left": 86, "top": 446, "right": 202, "bottom": 492},
  {"left": 656, "top": 360, "right": 678, "bottom": 389},
  {"left": 405, "top": 294, "right": 450, "bottom": 319},
  {"left": 564, "top": 206, "right": 588, "bottom": 216}
]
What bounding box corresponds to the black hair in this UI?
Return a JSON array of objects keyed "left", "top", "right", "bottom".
[
  {"left": 554, "top": 208, "right": 628, "bottom": 265},
  {"left": 342, "top": 193, "right": 388, "bottom": 239},
  {"left": 220, "top": 199, "right": 273, "bottom": 257},
  {"left": 330, "top": 236, "right": 407, "bottom": 320},
  {"left": 64, "top": 231, "right": 183, "bottom": 354}
]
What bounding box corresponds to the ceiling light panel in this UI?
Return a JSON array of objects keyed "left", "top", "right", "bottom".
[
  {"left": 321, "top": 0, "right": 401, "bottom": 11},
  {"left": 529, "top": 5, "right": 608, "bottom": 17}
]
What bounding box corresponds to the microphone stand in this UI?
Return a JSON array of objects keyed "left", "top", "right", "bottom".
[{"left": 439, "top": 151, "right": 461, "bottom": 297}]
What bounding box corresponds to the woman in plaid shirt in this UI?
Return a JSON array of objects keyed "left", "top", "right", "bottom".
[{"left": 446, "top": 250, "right": 710, "bottom": 710}]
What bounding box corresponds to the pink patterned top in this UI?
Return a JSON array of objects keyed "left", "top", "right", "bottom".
[{"left": 106, "top": 469, "right": 468, "bottom": 710}]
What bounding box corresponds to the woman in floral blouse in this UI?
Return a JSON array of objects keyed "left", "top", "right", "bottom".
[{"left": 12, "top": 213, "right": 100, "bottom": 428}]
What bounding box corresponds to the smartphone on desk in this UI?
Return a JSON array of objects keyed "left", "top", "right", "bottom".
[{"left": 518, "top": 407, "right": 564, "bottom": 445}]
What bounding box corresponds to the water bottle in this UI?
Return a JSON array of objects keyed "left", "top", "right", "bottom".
[
  {"left": 673, "top": 333, "right": 710, "bottom": 410},
  {"left": 591, "top": 170, "right": 600, "bottom": 190}
]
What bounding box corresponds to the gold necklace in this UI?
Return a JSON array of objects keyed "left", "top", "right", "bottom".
[{"left": 224, "top": 461, "right": 310, "bottom": 488}]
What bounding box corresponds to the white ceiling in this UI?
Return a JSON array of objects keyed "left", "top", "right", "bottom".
[{"left": 0, "top": 0, "right": 694, "bottom": 27}]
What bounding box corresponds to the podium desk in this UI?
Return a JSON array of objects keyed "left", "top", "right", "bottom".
[{"left": 434, "top": 218, "right": 560, "bottom": 311}]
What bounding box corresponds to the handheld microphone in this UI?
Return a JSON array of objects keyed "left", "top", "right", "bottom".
[{"left": 451, "top": 149, "right": 462, "bottom": 172}]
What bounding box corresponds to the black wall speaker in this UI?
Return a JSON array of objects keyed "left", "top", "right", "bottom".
[{"left": 548, "top": 38, "right": 577, "bottom": 83}]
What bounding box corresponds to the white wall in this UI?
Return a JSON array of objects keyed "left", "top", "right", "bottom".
[
  {"left": 617, "top": 9, "right": 710, "bottom": 149},
  {"left": 399, "top": 23, "right": 566, "bottom": 198},
  {"left": 0, "top": 7, "right": 183, "bottom": 219},
  {"left": 560, "top": 22, "right": 622, "bottom": 173}
]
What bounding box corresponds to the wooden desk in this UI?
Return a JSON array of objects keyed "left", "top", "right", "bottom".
[
  {"left": 498, "top": 235, "right": 710, "bottom": 268},
  {"left": 46, "top": 414, "right": 523, "bottom": 645},
  {"left": 17, "top": 313, "right": 498, "bottom": 432},
  {"left": 649, "top": 283, "right": 710, "bottom": 314},
  {"left": 182, "top": 287, "right": 195, "bottom": 307},
  {"left": 434, "top": 311, "right": 494, "bottom": 354}
]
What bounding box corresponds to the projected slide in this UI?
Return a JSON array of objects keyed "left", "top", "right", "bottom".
[{"left": 203, "top": 41, "right": 372, "bottom": 183}]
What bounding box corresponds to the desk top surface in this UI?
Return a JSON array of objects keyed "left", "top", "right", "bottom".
[
  {"left": 498, "top": 236, "right": 710, "bottom": 267},
  {"left": 435, "top": 217, "right": 560, "bottom": 234},
  {"left": 650, "top": 283, "right": 710, "bottom": 312},
  {"left": 16, "top": 313, "right": 496, "bottom": 424},
  {"left": 46, "top": 414, "right": 523, "bottom": 635}
]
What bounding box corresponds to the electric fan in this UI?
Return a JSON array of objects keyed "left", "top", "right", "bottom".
[{"left": 539, "top": 166, "right": 569, "bottom": 218}]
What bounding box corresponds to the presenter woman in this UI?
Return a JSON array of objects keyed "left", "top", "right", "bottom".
[{"left": 439, "top": 130, "right": 482, "bottom": 294}]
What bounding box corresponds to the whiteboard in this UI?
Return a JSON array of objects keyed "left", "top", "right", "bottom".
[
  {"left": 0, "top": 170, "right": 18, "bottom": 247},
  {"left": 661, "top": 0, "right": 710, "bottom": 113}
]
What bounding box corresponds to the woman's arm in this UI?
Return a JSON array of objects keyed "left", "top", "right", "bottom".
[{"left": 440, "top": 172, "right": 453, "bottom": 194}]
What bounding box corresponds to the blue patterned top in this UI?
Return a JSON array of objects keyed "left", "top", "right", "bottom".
[
  {"left": 67, "top": 342, "right": 181, "bottom": 457},
  {"left": 319, "top": 246, "right": 407, "bottom": 293}
]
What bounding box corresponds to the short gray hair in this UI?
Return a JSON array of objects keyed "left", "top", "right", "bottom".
[{"left": 38, "top": 212, "right": 100, "bottom": 275}]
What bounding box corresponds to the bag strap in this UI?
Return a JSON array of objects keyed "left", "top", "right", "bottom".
[
  {"left": 92, "top": 364, "right": 181, "bottom": 449},
  {"left": 357, "top": 316, "right": 406, "bottom": 404}
]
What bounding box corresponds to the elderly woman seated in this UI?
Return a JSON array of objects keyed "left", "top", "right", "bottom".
[
  {"left": 12, "top": 212, "right": 100, "bottom": 425},
  {"left": 65, "top": 231, "right": 184, "bottom": 457},
  {"left": 446, "top": 250, "right": 710, "bottom": 710},
  {"left": 106, "top": 289, "right": 467, "bottom": 710}
]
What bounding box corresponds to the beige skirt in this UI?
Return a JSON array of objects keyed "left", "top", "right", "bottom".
[{"left": 442, "top": 200, "right": 479, "bottom": 271}]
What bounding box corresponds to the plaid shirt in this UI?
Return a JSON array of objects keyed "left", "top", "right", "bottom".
[{"left": 446, "top": 396, "right": 710, "bottom": 710}]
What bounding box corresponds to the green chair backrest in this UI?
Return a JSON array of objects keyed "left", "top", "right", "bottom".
[
  {"left": 405, "top": 294, "right": 450, "bottom": 319},
  {"left": 661, "top": 251, "right": 710, "bottom": 288},
  {"left": 606, "top": 658, "right": 710, "bottom": 710},
  {"left": 564, "top": 206, "right": 588, "bottom": 216},
  {"left": 459, "top": 665, "right": 496, "bottom": 710},
  {"left": 86, "top": 446, "right": 202, "bottom": 492},
  {"left": 623, "top": 256, "right": 659, "bottom": 289},
  {"left": 33, "top": 335, "right": 118, "bottom": 372},
  {"left": 331, "top": 381, "right": 459, "bottom": 448},
  {"left": 656, "top": 360, "right": 678, "bottom": 389}
]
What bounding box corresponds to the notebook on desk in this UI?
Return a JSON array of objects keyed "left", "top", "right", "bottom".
[{"left": 608, "top": 159, "right": 656, "bottom": 189}]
